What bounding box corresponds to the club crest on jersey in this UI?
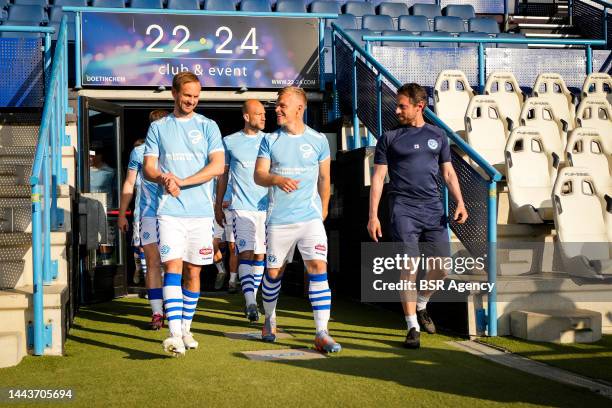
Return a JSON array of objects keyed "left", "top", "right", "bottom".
[
  {"left": 143, "top": 232, "right": 150, "bottom": 240},
  {"left": 267, "top": 254, "right": 277, "bottom": 264},
  {"left": 189, "top": 130, "right": 203, "bottom": 144},
  {"left": 428, "top": 139, "right": 438, "bottom": 150},
  {"left": 199, "top": 247, "right": 213, "bottom": 256},
  {"left": 414, "top": 144, "right": 420, "bottom": 149},
  {"left": 238, "top": 239, "right": 246, "bottom": 248},
  {"left": 160, "top": 245, "right": 171, "bottom": 255},
  {"left": 300, "top": 144, "right": 315, "bottom": 159}
]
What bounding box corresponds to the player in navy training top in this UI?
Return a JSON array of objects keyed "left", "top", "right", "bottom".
[{"left": 368, "top": 83, "right": 468, "bottom": 349}]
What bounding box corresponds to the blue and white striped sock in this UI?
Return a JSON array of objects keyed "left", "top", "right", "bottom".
[
  {"left": 252, "top": 260, "right": 265, "bottom": 297},
  {"left": 148, "top": 287, "right": 163, "bottom": 315},
  {"left": 262, "top": 272, "right": 282, "bottom": 320},
  {"left": 163, "top": 273, "right": 183, "bottom": 337},
  {"left": 238, "top": 260, "right": 256, "bottom": 306},
  {"left": 309, "top": 273, "right": 331, "bottom": 333},
  {"left": 181, "top": 288, "right": 199, "bottom": 335}
]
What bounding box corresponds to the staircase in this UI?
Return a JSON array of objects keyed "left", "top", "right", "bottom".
[
  {"left": 0, "top": 112, "right": 76, "bottom": 368},
  {"left": 511, "top": 0, "right": 584, "bottom": 47}
]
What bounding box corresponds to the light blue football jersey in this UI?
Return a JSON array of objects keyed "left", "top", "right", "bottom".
[
  {"left": 144, "top": 113, "right": 224, "bottom": 218},
  {"left": 127, "top": 144, "right": 159, "bottom": 218},
  {"left": 257, "top": 126, "right": 330, "bottom": 225},
  {"left": 224, "top": 131, "right": 268, "bottom": 211}
]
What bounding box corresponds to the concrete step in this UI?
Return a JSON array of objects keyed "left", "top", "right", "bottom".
[
  {"left": 511, "top": 309, "right": 602, "bottom": 343},
  {"left": 525, "top": 32, "right": 582, "bottom": 38},
  {"left": 0, "top": 331, "right": 24, "bottom": 368}
]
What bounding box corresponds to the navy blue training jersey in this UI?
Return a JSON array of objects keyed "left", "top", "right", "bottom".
[{"left": 374, "top": 123, "right": 450, "bottom": 203}]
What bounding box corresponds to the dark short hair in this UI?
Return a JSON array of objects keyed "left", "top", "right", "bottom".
[
  {"left": 172, "top": 72, "right": 200, "bottom": 92},
  {"left": 149, "top": 109, "right": 168, "bottom": 123},
  {"left": 397, "top": 83, "right": 428, "bottom": 105}
]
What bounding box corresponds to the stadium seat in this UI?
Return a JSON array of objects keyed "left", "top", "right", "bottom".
[
  {"left": 520, "top": 97, "right": 567, "bottom": 151},
  {"left": 276, "top": 0, "right": 306, "bottom": 13},
  {"left": 458, "top": 32, "right": 494, "bottom": 48},
  {"left": 91, "top": 0, "right": 125, "bottom": 7},
  {"left": 410, "top": 3, "right": 441, "bottom": 19},
  {"left": 53, "top": 0, "right": 88, "bottom": 6},
  {"left": 13, "top": 0, "right": 49, "bottom": 6},
  {"left": 131, "top": 0, "right": 163, "bottom": 8},
  {"left": 344, "top": 28, "right": 375, "bottom": 47},
  {"left": 49, "top": 6, "right": 76, "bottom": 39},
  {"left": 533, "top": 73, "right": 576, "bottom": 131},
  {"left": 575, "top": 97, "right": 612, "bottom": 150},
  {"left": 434, "top": 16, "right": 465, "bottom": 33},
  {"left": 381, "top": 30, "right": 419, "bottom": 47},
  {"left": 581, "top": 72, "right": 612, "bottom": 103},
  {"left": 565, "top": 128, "right": 612, "bottom": 194},
  {"left": 343, "top": 1, "right": 375, "bottom": 17},
  {"left": 310, "top": 1, "right": 341, "bottom": 14},
  {"left": 398, "top": 15, "right": 429, "bottom": 32},
  {"left": 377, "top": 2, "right": 409, "bottom": 19},
  {"left": 484, "top": 72, "right": 524, "bottom": 130},
  {"left": 203, "top": 0, "right": 236, "bottom": 11},
  {"left": 468, "top": 17, "right": 500, "bottom": 34},
  {"left": 444, "top": 4, "right": 475, "bottom": 20},
  {"left": 240, "top": 0, "right": 272, "bottom": 12},
  {"left": 496, "top": 32, "right": 528, "bottom": 48},
  {"left": 505, "top": 126, "right": 559, "bottom": 223},
  {"left": 362, "top": 14, "right": 394, "bottom": 31},
  {"left": 420, "top": 31, "right": 457, "bottom": 47},
  {"left": 465, "top": 95, "right": 512, "bottom": 174},
  {"left": 433, "top": 70, "right": 475, "bottom": 135},
  {"left": 6, "top": 5, "right": 48, "bottom": 24},
  {"left": 166, "top": 0, "right": 199, "bottom": 10},
  {"left": 335, "top": 13, "right": 358, "bottom": 29}
]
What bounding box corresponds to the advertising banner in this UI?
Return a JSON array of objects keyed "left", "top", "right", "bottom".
[{"left": 81, "top": 12, "right": 320, "bottom": 88}]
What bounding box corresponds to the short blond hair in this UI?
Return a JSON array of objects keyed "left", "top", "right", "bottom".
[
  {"left": 172, "top": 71, "right": 200, "bottom": 92},
  {"left": 278, "top": 86, "right": 307, "bottom": 105},
  {"left": 149, "top": 109, "right": 168, "bottom": 123}
]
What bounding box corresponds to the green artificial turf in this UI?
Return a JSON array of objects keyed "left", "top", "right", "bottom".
[
  {"left": 478, "top": 335, "right": 612, "bottom": 384},
  {"left": 0, "top": 294, "right": 610, "bottom": 407}
]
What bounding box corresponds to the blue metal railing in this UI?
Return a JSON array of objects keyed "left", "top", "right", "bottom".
[
  {"left": 29, "top": 17, "right": 70, "bottom": 356},
  {"left": 0, "top": 26, "right": 55, "bottom": 72},
  {"left": 62, "top": 7, "right": 337, "bottom": 90},
  {"left": 363, "top": 35, "right": 608, "bottom": 93},
  {"left": 332, "top": 22, "right": 503, "bottom": 336}
]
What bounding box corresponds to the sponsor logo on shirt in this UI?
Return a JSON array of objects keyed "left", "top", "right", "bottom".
[
  {"left": 199, "top": 247, "right": 213, "bottom": 256},
  {"left": 300, "top": 144, "right": 315, "bottom": 159},
  {"left": 315, "top": 244, "right": 326, "bottom": 252},
  {"left": 428, "top": 139, "right": 439, "bottom": 150},
  {"left": 189, "top": 130, "right": 203, "bottom": 144}
]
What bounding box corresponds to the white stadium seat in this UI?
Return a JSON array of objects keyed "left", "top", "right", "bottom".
[
  {"left": 505, "top": 126, "right": 560, "bottom": 223},
  {"left": 433, "top": 70, "right": 475, "bottom": 136},
  {"left": 581, "top": 72, "right": 612, "bottom": 104},
  {"left": 565, "top": 128, "right": 612, "bottom": 195},
  {"left": 464, "top": 95, "right": 511, "bottom": 174},
  {"left": 484, "top": 72, "right": 524, "bottom": 130},
  {"left": 520, "top": 97, "right": 568, "bottom": 151},
  {"left": 533, "top": 73, "right": 576, "bottom": 131},
  {"left": 575, "top": 97, "right": 612, "bottom": 151}
]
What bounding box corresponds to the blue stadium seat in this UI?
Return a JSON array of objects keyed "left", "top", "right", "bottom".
[
  {"left": 434, "top": 16, "right": 465, "bottom": 33},
  {"left": 6, "top": 5, "right": 48, "bottom": 23},
  {"left": 344, "top": 28, "right": 375, "bottom": 47},
  {"left": 335, "top": 13, "right": 358, "bottom": 29},
  {"left": 275, "top": 0, "right": 306, "bottom": 12},
  {"left": 377, "top": 2, "right": 408, "bottom": 18},
  {"left": 343, "top": 1, "right": 375, "bottom": 17},
  {"left": 458, "top": 32, "right": 494, "bottom": 48},
  {"left": 496, "top": 32, "right": 528, "bottom": 48},
  {"left": 167, "top": 0, "right": 199, "bottom": 9},
  {"left": 410, "top": 3, "right": 441, "bottom": 19},
  {"left": 444, "top": 4, "right": 475, "bottom": 20},
  {"left": 310, "top": 0, "right": 340, "bottom": 14},
  {"left": 131, "top": 0, "right": 164, "bottom": 8},
  {"left": 420, "top": 31, "right": 456, "bottom": 47},
  {"left": 241, "top": 0, "right": 272, "bottom": 12},
  {"left": 49, "top": 6, "right": 76, "bottom": 39},
  {"left": 53, "top": 0, "right": 88, "bottom": 6},
  {"left": 203, "top": 0, "right": 236, "bottom": 11},
  {"left": 381, "top": 30, "right": 419, "bottom": 47},
  {"left": 91, "top": 0, "right": 126, "bottom": 7},
  {"left": 13, "top": 0, "right": 49, "bottom": 6},
  {"left": 398, "top": 15, "right": 429, "bottom": 32},
  {"left": 469, "top": 17, "right": 500, "bottom": 34},
  {"left": 362, "top": 14, "right": 394, "bottom": 31}
]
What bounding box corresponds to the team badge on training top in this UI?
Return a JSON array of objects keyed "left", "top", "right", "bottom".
[{"left": 428, "top": 139, "right": 439, "bottom": 150}]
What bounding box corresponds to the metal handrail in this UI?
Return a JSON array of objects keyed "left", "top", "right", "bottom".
[
  {"left": 29, "top": 16, "right": 69, "bottom": 356},
  {"left": 0, "top": 26, "right": 55, "bottom": 70},
  {"left": 332, "top": 22, "right": 501, "bottom": 336},
  {"left": 62, "top": 7, "right": 337, "bottom": 90}
]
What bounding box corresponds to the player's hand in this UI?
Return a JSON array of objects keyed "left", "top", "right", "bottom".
[
  {"left": 367, "top": 217, "right": 382, "bottom": 242},
  {"left": 215, "top": 206, "right": 225, "bottom": 227},
  {"left": 277, "top": 177, "right": 299, "bottom": 193},
  {"left": 117, "top": 215, "right": 129, "bottom": 233},
  {"left": 454, "top": 202, "right": 468, "bottom": 224},
  {"left": 162, "top": 173, "right": 181, "bottom": 197}
]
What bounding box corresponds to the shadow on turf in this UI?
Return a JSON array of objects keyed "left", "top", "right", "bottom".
[{"left": 67, "top": 334, "right": 167, "bottom": 360}]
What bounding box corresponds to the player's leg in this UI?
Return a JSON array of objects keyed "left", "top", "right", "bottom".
[
  {"left": 225, "top": 210, "right": 239, "bottom": 293},
  {"left": 251, "top": 211, "right": 267, "bottom": 297},
  {"left": 233, "top": 210, "right": 261, "bottom": 321},
  {"left": 132, "top": 218, "right": 143, "bottom": 284},
  {"left": 157, "top": 215, "right": 187, "bottom": 356},
  {"left": 298, "top": 220, "right": 341, "bottom": 353},
  {"left": 213, "top": 219, "right": 227, "bottom": 290},
  {"left": 140, "top": 217, "right": 163, "bottom": 329}
]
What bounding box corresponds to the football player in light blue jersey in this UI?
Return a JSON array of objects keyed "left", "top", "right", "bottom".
[
  {"left": 118, "top": 109, "right": 168, "bottom": 331},
  {"left": 212, "top": 177, "right": 238, "bottom": 292},
  {"left": 254, "top": 87, "right": 341, "bottom": 353},
  {"left": 217, "top": 100, "right": 268, "bottom": 322},
  {"left": 143, "top": 72, "right": 225, "bottom": 356}
]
